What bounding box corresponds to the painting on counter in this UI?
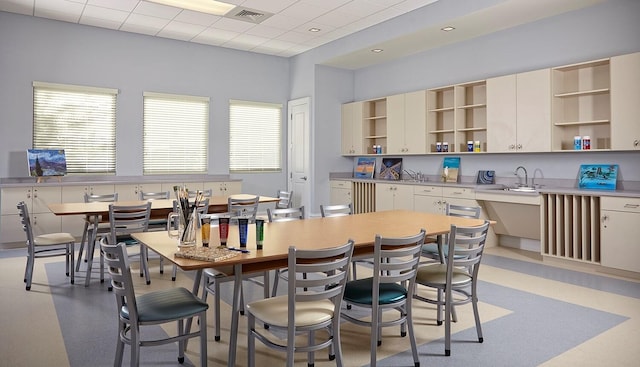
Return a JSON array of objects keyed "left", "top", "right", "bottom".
[
  {"left": 354, "top": 157, "right": 376, "bottom": 179},
  {"left": 380, "top": 158, "right": 402, "bottom": 180},
  {"left": 578, "top": 164, "right": 618, "bottom": 190},
  {"left": 27, "top": 149, "right": 67, "bottom": 177},
  {"left": 442, "top": 157, "right": 460, "bottom": 183}
]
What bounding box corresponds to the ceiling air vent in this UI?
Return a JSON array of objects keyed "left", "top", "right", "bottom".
[{"left": 225, "top": 6, "right": 273, "bottom": 24}]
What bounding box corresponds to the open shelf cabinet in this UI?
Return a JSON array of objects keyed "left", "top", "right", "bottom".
[
  {"left": 455, "top": 81, "right": 487, "bottom": 152},
  {"left": 362, "top": 98, "right": 387, "bottom": 154}
]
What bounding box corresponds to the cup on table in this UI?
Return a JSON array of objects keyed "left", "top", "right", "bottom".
[
  {"left": 201, "top": 217, "right": 211, "bottom": 247},
  {"left": 238, "top": 217, "right": 249, "bottom": 248}
]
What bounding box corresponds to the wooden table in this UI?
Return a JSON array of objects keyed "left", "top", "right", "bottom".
[
  {"left": 47, "top": 194, "right": 279, "bottom": 286},
  {"left": 131, "top": 209, "right": 488, "bottom": 366}
]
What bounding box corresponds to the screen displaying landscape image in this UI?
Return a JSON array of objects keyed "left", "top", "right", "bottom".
[{"left": 27, "top": 149, "right": 67, "bottom": 177}]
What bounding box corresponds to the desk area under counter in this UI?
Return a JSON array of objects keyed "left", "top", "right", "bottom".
[
  {"left": 330, "top": 176, "right": 640, "bottom": 277},
  {"left": 0, "top": 175, "right": 242, "bottom": 247}
]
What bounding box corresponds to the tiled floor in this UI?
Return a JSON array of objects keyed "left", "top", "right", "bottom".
[{"left": 1, "top": 245, "right": 638, "bottom": 366}]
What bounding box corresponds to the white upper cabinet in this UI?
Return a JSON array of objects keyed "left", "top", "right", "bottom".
[
  {"left": 341, "top": 102, "right": 364, "bottom": 155},
  {"left": 610, "top": 52, "right": 640, "bottom": 150},
  {"left": 387, "top": 91, "right": 427, "bottom": 154}
]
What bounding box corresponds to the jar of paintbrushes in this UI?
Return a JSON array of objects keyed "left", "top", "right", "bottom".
[{"left": 168, "top": 186, "right": 204, "bottom": 247}]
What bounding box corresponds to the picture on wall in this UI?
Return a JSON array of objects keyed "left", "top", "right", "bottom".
[
  {"left": 27, "top": 149, "right": 67, "bottom": 177},
  {"left": 354, "top": 157, "right": 376, "bottom": 179},
  {"left": 578, "top": 164, "right": 618, "bottom": 190},
  {"left": 379, "top": 158, "right": 402, "bottom": 180}
]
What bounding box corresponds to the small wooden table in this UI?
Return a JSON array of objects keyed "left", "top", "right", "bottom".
[{"left": 132, "top": 209, "right": 488, "bottom": 367}]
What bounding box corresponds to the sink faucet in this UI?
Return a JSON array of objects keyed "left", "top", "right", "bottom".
[
  {"left": 403, "top": 169, "right": 417, "bottom": 181},
  {"left": 515, "top": 166, "right": 528, "bottom": 187}
]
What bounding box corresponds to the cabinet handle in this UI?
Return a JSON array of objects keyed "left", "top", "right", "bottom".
[
  {"left": 634, "top": 140, "right": 639, "bottom": 147},
  {"left": 624, "top": 204, "right": 639, "bottom": 209},
  {"left": 517, "top": 144, "right": 523, "bottom": 150},
  {"left": 452, "top": 191, "right": 463, "bottom": 195},
  {"left": 509, "top": 144, "right": 515, "bottom": 150}
]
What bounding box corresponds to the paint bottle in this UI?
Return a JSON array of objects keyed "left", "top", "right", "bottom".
[
  {"left": 574, "top": 136, "right": 582, "bottom": 150},
  {"left": 582, "top": 136, "right": 591, "bottom": 150}
]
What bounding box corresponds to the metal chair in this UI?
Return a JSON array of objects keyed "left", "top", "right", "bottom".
[
  {"left": 341, "top": 230, "right": 425, "bottom": 367},
  {"left": 268, "top": 206, "right": 306, "bottom": 297},
  {"left": 228, "top": 195, "right": 260, "bottom": 221},
  {"left": 88, "top": 202, "right": 151, "bottom": 287},
  {"left": 18, "top": 201, "right": 76, "bottom": 291},
  {"left": 76, "top": 192, "right": 118, "bottom": 272},
  {"left": 320, "top": 203, "right": 352, "bottom": 217},
  {"left": 414, "top": 221, "right": 490, "bottom": 356},
  {"left": 247, "top": 240, "right": 354, "bottom": 367},
  {"left": 275, "top": 189, "right": 293, "bottom": 209},
  {"left": 421, "top": 203, "right": 482, "bottom": 262},
  {"left": 101, "top": 238, "right": 208, "bottom": 367}
]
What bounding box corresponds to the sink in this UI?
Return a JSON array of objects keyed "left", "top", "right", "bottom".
[{"left": 504, "top": 187, "right": 537, "bottom": 192}]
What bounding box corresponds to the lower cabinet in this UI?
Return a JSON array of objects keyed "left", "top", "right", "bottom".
[
  {"left": 601, "top": 196, "right": 640, "bottom": 272},
  {"left": 375, "top": 183, "right": 413, "bottom": 211},
  {"left": 330, "top": 180, "right": 352, "bottom": 206}
]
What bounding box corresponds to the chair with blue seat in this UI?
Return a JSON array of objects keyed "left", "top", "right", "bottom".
[
  {"left": 101, "top": 238, "right": 208, "bottom": 367},
  {"left": 414, "top": 221, "right": 490, "bottom": 356},
  {"left": 341, "top": 229, "right": 426, "bottom": 367},
  {"left": 18, "top": 201, "right": 76, "bottom": 291},
  {"left": 246, "top": 240, "right": 354, "bottom": 367}
]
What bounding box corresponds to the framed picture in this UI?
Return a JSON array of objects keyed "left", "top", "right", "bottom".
[
  {"left": 578, "top": 164, "right": 618, "bottom": 190},
  {"left": 354, "top": 157, "right": 376, "bottom": 179},
  {"left": 442, "top": 157, "right": 460, "bottom": 183},
  {"left": 27, "top": 149, "right": 67, "bottom": 177},
  {"left": 380, "top": 158, "right": 402, "bottom": 180}
]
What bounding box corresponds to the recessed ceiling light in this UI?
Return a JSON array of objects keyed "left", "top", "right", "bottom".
[
  {"left": 147, "top": 0, "right": 235, "bottom": 16},
  {"left": 308, "top": 28, "right": 321, "bottom": 33},
  {"left": 441, "top": 26, "right": 455, "bottom": 32},
  {"left": 371, "top": 48, "right": 383, "bottom": 53}
]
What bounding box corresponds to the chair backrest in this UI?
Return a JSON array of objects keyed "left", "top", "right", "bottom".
[
  {"left": 446, "top": 221, "right": 490, "bottom": 278},
  {"left": 139, "top": 191, "right": 170, "bottom": 200},
  {"left": 228, "top": 195, "right": 259, "bottom": 221},
  {"left": 267, "top": 206, "right": 305, "bottom": 222},
  {"left": 446, "top": 203, "right": 481, "bottom": 219},
  {"left": 275, "top": 190, "right": 293, "bottom": 209},
  {"left": 320, "top": 203, "right": 352, "bottom": 217},
  {"left": 372, "top": 229, "right": 426, "bottom": 298},
  {"left": 84, "top": 192, "right": 118, "bottom": 203},
  {"left": 287, "top": 240, "right": 354, "bottom": 323},
  {"left": 108, "top": 202, "right": 152, "bottom": 244},
  {"left": 17, "top": 201, "right": 35, "bottom": 245},
  {"left": 101, "top": 238, "right": 139, "bottom": 322}
]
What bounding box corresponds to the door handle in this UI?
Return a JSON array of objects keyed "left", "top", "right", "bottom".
[{"left": 301, "top": 176, "right": 307, "bottom": 181}]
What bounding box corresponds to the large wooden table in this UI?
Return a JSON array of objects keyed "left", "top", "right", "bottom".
[
  {"left": 48, "top": 194, "right": 279, "bottom": 286},
  {"left": 131, "top": 209, "right": 488, "bottom": 366}
]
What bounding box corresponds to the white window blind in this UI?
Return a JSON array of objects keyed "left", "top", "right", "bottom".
[
  {"left": 143, "top": 92, "right": 209, "bottom": 174},
  {"left": 33, "top": 81, "right": 117, "bottom": 174},
  {"left": 229, "top": 100, "right": 282, "bottom": 172}
]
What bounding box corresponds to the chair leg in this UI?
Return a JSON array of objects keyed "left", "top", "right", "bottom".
[
  {"left": 271, "top": 269, "right": 280, "bottom": 297},
  {"left": 76, "top": 221, "right": 89, "bottom": 272},
  {"left": 247, "top": 312, "right": 256, "bottom": 367},
  {"left": 472, "top": 292, "right": 484, "bottom": 343},
  {"left": 178, "top": 319, "right": 185, "bottom": 363},
  {"left": 172, "top": 264, "right": 178, "bottom": 281},
  {"left": 24, "top": 253, "right": 34, "bottom": 290},
  {"left": 214, "top": 278, "right": 222, "bottom": 341},
  {"left": 69, "top": 242, "right": 75, "bottom": 284},
  {"left": 199, "top": 311, "right": 208, "bottom": 367},
  {"left": 444, "top": 288, "right": 452, "bottom": 356},
  {"left": 141, "top": 245, "right": 150, "bottom": 285},
  {"left": 115, "top": 322, "right": 125, "bottom": 367},
  {"left": 407, "top": 300, "right": 420, "bottom": 366},
  {"left": 370, "top": 303, "right": 379, "bottom": 367}
]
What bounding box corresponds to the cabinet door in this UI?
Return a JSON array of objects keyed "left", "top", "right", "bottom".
[
  {"left": 32, "top": 186, "right": 61, "bottom": 214},
  {"left": 225, "top": 181, "right": 242, "bottom": 195},
  {"left": 0, "top": 213, "right": 25, "bottom": 243},
  {"left": 413, "top": 186, "right": 443, "bottom": 214},
  {"left": 375, "top": 184, "right": 395, "bottom": 211},
  {"left": 341, "top": 102, "right": 364, "bottom": 155},
  {"left": 517, "top": 69, "right": 551, "bottom": 152},
  {"left": 330, "top": 181, "right": 351, "bottom": 205},
  {"left": 115, "top": 184, "right": 141, "bottom": 201},
  {"left": 611, "top": 52, "right": 640, "bottom": 150},
  {"left": 404, "top": 90, "right": 427, "bottom": 154},
  {"left": 601, "top": 209, "right": 640, "bottom": 272},
  {"left": 1, "top": 187, "right": 31, "bottom": 215},
  {"left": 394, "top": 185, "right": 414, "bottom": 210},
  {"left": 386, "top": 94, "right": 406, "bottom": 154},
  {"left": 487, "top": 75, "right": 517, "bottom": 152}
]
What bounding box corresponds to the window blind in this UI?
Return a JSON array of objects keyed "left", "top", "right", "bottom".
[
  {"left": 143, "top": 92, "right": 209, "bottom": 174},
  {"left": 229, "top": 100, "right": 282, "bottom": 172},
  {"left": 33, "top": 81, "right": 117, "bottom": 174}
]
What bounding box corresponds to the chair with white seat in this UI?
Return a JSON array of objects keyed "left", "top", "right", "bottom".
[
  {"left": 101, "top": 238, "right": 208, "bottom": 367},
  {"left": 18, "top": 201, "right": 76, "bottom": 291},
  {"left": 76, "top": 192, "right": 118, "bottom": 272},
  {"left": 247, "top": 240, "right": 354, "bottom": 367},
  {"left": 267, "top": 206, "right": 306, "bottom": 297},
  {"left": 341, "top": 229, "right": 425, "bottom": 367},
  {"left": 88, "top": 202, "right": 151, "bottom": 287},
  {"left": 414, "top": 221, "right": 490, "bottom": 356},
  {"left": 275, "top": 189, "right": 293, "bottom": 209}
]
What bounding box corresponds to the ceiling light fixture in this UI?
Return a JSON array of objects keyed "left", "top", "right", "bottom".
[
  {"left": 147, "top": 0, "right": 236, "bottom": 16},
  {"left": 371, "top": 48, "right": 383, "bottom": 53},
  {"left": 441, "top": 26, "right": 455, "bottom": 32},
  {"left": 308, "top": 28, "right": 321, "bottom": 33}
]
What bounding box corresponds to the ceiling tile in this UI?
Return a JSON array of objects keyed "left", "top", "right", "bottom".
[
  {"left": 87, "top": 0, "right": 138, "bottom": 12},
  {"left": 132, "top": 0, "right": 181, "bottom": 19},
  {"left": 157, "top": 20, "right": 207, "bottom": 41},
  {"left": 173, "top": 9, "right": 220, "bottom": 27}
]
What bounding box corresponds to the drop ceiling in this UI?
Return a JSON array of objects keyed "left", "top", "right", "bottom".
[{"left": 1, "top": 0, "right": 606, "bottom": 70}]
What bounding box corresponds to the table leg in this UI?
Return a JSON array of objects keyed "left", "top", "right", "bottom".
[
  {"left": 228, "top": 264, "right": 242, "bottom": 367},
  {"left": 84, "top": 214, "right": 100, "bottom": 287}
]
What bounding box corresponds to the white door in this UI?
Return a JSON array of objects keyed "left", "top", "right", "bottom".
[{"left": 288, "top": 97, "right": 311, "bottom": 211}]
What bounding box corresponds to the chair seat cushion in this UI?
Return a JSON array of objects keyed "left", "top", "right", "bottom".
[
  {"left": 416, "top": 264, "right": 472, "bottom": 286},
  {"left": 246, "top": 295, "right": 335, "bottom": 328},
  {"left": 34, "top": 232, "right": 75, "bottom": 246},
  {"left": 121, "top": 287, "right": 208, "bottom": 322},
  {"left": 343, "top": 278, "right": 407, "bottom": 305}
]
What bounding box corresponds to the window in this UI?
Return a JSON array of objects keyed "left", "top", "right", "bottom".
[
  {"left": 229, "top": 100, "right": 282, "bottom": 172},
  {"left": 143, "top": 92, "right": 209, "bottom": 174},
  {"left": 33, "top": 82, "right": 117, "bottom": 174}
]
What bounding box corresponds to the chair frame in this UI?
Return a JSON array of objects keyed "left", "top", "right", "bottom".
[
  {"left": 341, "top": 230, "right": 425, "bottom": 367},
  {"left": 267, "top": 206, "right": 305, "bottom": 222},
  {"left": 247, "top": 240, "right": 354, "bottom": 367},
  {"left": 228, "top": 195, "right": 260, "bottom": 221},
  {"left": 275, "top": 189, "right": 293, "bottom": 209},
  {"left": 18, "top": 201, "right": 75, "bottom": 290},
  {"left": 101, "top": 238, "right": 208, "bottom": 367},
  {"left": 320, "top": 203, "right": 352, "bottom": 218},
  {"left": 76, "top": 192, "right": 118, "bottom": 272},
  {"left": 414, "top": 221, "right": 490, "bottom": 356}
]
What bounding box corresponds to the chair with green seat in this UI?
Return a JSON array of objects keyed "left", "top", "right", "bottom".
[
  {"left": 18, "top": 201, "right": 76, "bottom": 291},
  {"left": 421, "top": 203, "right": 481, "bottom": 262},
  {"left": 101, "top": 238, "right": 208, "bottom": 367},
  {"left": 246, "top": 240, "right": 354, "bottom": 367},
  {"left": 414, "top": 221, "right": 490, "bottom": 356},
  {"left": 341, "top": 229, "right": 426, "bottom": 367}
]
